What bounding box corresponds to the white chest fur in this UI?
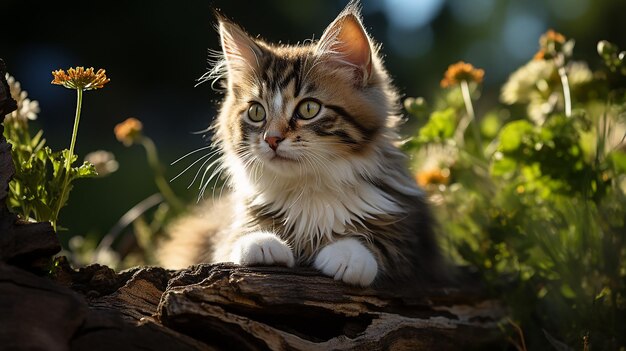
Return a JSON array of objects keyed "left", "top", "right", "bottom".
[{"left": 245, "top": 159, "right": 404, "bottom": 253}]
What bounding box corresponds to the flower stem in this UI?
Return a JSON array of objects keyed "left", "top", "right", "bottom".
[
  {"left": 52, "top": 88, "right": 83, "bottom": 231},
  {"left": 67, "top": 89, "right": 83, "bottom": 172},
  {"left": 459, "top": 80, "right": 484, "bottom": 158},
  {"left": 557, "top": 65, "right": 572, "bottom": 117},
  {"left": 141, "top": 137, "right": 184, "bottom": 214}
]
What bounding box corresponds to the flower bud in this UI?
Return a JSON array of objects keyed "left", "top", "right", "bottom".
[{"left": 114, "top": 118, "right": 144, "bottom": 146}]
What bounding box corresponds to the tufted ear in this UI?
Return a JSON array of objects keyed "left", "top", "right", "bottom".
[
  {"left": 217, "top": 17, "right": 264, "bottom": 79},
  {"left": 316, "top": 4, "right": 373, "bottom": 84}
]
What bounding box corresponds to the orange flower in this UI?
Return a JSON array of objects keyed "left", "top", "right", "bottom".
[
  {"left": 534, "top": 29, "right": 567, "bottom": 61},
  {"left": 51, "top": 67, "right": 110, "bottom": 90},
  {"left": 114, "top": 118, "right": 143, "bottom": 146},
  {"left": 440, "top": 61, "right": 485, "bottom": 88},
  {"left": 533, "top": 50, "right": 545, "bottom": 61},
  {"left": 416, "top": 168, "right": 450, "bottom": 187},
  {"left": 540, "top": 29, "right": 566, "bottom": 46}
]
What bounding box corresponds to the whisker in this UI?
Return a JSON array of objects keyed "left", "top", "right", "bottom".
[
  {"left": 187, "top": 155, "right": 213, "bottom": 189},
  {"left": 208, "top": 167, "right": 226, "bottom": 200},
  {"left": 288, "top": 156, "right": 307, "bottom": 208},
  {"left": 205, "top": 163, "right": 226, "bottom": 188},
  {"left": 218, "top": 172, "right": 229, "bottom": 200},
  {"left": 198, "top": 157, "right": 223, "bottom": 190},
  {"left": 216, "top": 172, "right": 233, "bottom": 203},
  {"left": 200, "top": 162, "right": 228, "bottom": 201},
  {"left": 170, "top": 145, "right": 214, "bottom": 165},
  {"left": 188, "top": 156, "right": 223, "bottom": 189},
  {"left": 170, "top": 152, "right": 213, "bottom": 182}
]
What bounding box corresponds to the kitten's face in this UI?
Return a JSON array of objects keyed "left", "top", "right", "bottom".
[{"left": 216, "top": 7, "right": 393, "bottom": 177}]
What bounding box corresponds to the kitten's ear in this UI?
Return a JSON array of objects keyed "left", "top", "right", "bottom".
[
  {"left": 317, "top": 4, "right": 372, "bottom": 84},
  {"left": 217, "top": 15, "right": 263, "bottom": 78}
]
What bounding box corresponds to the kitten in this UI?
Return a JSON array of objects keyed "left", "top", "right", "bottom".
[{"left": 159, "top": 1, "right": 443, "bottom": 287}]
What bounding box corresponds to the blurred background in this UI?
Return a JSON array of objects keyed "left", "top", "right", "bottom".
[{"left": 2, "top": 0, "right": 625, "bottom": 247}]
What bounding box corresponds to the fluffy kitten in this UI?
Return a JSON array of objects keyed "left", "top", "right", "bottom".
[{"left": 159, "top": 2, "right": 442, "bottom": 287}]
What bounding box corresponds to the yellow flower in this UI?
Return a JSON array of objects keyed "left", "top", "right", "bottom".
[
  {"left": 440, "top": 61, "right": 485, "bottom": 88},
  {"left": 51, "top": 67, "right": 110, "bottom": 90},
  {"left": 114, "top": 117, "right": 143, "bottom": 146}
]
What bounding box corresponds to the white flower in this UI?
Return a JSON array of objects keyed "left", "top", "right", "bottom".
[
  {"left": 84, "top": 150, "right": 119, "bottom": 176},
  {"left": 567, "top": 61, "right": 593, "bottom": 87},
  {"left": 4, "top": 73, "right": 40, "bottom": 122},
  {"left": 415, "top": 143, "right": 458, "bottom": 171},
  {"left": 500, "top": 60, "right": 593, "bottom": 125},
  {"left": 500, "top": 60, "right": 554, "bottom": 105},
  {"left": 412, "top": 143, "right": 457, "bottom": 189},
  {"left": 19, "top": 98, "right": 39, "bottom": 120}
]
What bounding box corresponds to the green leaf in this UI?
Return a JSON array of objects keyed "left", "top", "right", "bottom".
[
  {"left": 417, "top": 108, "right": 457, "bottom": 143},
  {"left": 31, "top": 130, "right": 44, "bottom": 149},
  {"left": 559, "top": 284, "right": 576, "bottom": 299},
  {"left": 480, "top": 112, "right": 501, "bottom": 139},
  {"left": 76, "top": 162, "right": 98, "bottom": 178},
  {"left": 491, "top": 156, "right": 517, "bottom": 177},
  {"left": 498, "top": 120, "right": 534, "bottom": 152},
  {"left": 610, "top": 151, "right": 626, "bottom": 174}
]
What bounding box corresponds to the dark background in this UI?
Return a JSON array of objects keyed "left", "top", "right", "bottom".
[{"left": 2, "top": 0, "right": 625, "bottom": 244}]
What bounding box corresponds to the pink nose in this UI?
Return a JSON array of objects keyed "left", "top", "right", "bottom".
[{"left": 265, "top": 135, "right": 284, "bottom": 151}]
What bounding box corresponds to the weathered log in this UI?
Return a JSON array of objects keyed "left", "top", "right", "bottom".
[
  {"left": 1, "top": 256, "right": 507, "bottom": 350},
  {"left": 158, "top": 264, "right": 506, "bottom": 350},
  {"left": 0, "top": 261, "right": 213, "bottom": 351},
  {"left": 0, "top": 262, "right": 86, "bottom": 351},
  {"left": 57, "top": 261, "right": 506, "bottom": 350}
]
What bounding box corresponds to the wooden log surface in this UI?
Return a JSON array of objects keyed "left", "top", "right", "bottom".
[
  {"left": 1, "top": 261, "right": 213, "bottom": 351},
  {"left": 158, "top": 264, "right": 506, "bottom": 350},
  {"left": 0, "top": 257, "right": 509, "bottom": 351}
]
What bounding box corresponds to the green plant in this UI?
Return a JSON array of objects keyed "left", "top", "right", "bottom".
[
  {"left": 114, "top": 117, "right": 184, "bottom": 215},
  {"left": 406, "top": 32, "right": 626, "bottom": 350},
  {"left": 83, "top": 117, "right": 185, "bottom": 269},
  {"left": 3, "top": 68, "right": 110, "bottom": 230}
]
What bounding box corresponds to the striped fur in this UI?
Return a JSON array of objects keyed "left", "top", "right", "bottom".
[{"left": 159, "top": 2, "right": 444, "bottom": 285}]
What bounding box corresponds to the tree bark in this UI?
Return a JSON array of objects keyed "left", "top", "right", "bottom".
[
  {"left": 2, "top": 256, "right": 507, "bottom": 351},
  {"left": 158, "top": 264, "right": 506, "bottom": 350}
]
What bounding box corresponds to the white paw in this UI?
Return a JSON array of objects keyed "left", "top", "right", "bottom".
[
  {"left": 230, "top": 231, "right": 295, "bottom": 267},
  {"left": 313, "top": 238, "right": 378, "bottom": 287}
]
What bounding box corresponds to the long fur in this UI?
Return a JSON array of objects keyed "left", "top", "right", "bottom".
[{"left": 159, "top": 1, "right": 444, "bottom": 285}]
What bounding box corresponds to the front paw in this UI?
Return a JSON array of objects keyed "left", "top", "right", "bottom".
[
  {"left": 313, "top": 238, "right": 378, "bottom": 287},
  {"left": 230, "top": 231, "right": 295, "bottom": 267}
]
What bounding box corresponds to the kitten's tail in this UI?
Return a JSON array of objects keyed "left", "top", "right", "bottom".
[{"left": 156, "top": 196, "right": 235, "bottom": 269}]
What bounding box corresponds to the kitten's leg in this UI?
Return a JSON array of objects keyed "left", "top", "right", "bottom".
[
  {"left": 313, "top": 238, "right": 378, "bottom": 287},
  {"left": 230, "top": 231, "right": 295, "bottom": 267}
]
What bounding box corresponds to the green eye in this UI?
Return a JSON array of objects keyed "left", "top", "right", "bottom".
[
  {"left": 247, "top": 103, "right": 266, "bottom": 122},
  {"left": 297, "top": 100, "right": 321, "bottom": 120}
]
